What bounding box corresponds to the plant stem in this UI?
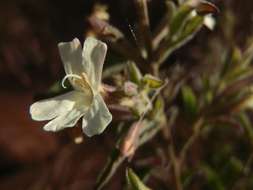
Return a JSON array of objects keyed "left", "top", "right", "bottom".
[
  {"left": 167, "top": 122, "right": 183, "bottom": 190},
  {"left": 180, "top": 117, "right": 204, "bottom": 163},
  {"left": 88, "top": 16, "right": 149, "bottom": 73},
  {"left": 134, "top": 0, "right": 153, "bottom": 60},
  {"left": 167, "top": 117, "right": 204, "bottom": 190},
  {"left": 230, "top": 153, "right": 253, "bottom": 190},
  {"left": 169, "top": 144, "right": 183, "bottom": 190}
]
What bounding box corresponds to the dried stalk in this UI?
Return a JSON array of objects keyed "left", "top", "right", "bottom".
[
  {"left": 168, "top": 133, "right": 183, "bottom": 190},
  {"left": 152, "top": 13, "right": 170, "bottom": 50},
  {"left": 134, "top": 0, "right": 153, "bottom": 59},
  {"left": 88, "top": 16, "right": 149, "bottom": 72},
  {"left": 179, "top": 117, "right": 204, "bottom": 163}
]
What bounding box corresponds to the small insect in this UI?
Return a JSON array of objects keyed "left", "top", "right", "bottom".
[{"left": 126, "top": 20, "right": 138, "bottom": 45}]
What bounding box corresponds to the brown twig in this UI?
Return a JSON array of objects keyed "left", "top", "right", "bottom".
[
  {"left": 152, "top": 13, "right": 170, "bottom": 50},
  {"left": 134, "top": 0, "right": 153, "bottom": 60},
  {"left": 179, "top": 117, "right": 204, "bottom": 163},
  {"left": 167, "top": 117, "right": 204, "bottom": 190},
  {"left": 231, "top": 153, "right": 253, "bottom": 190},
  {"left": 168, "top": 135, "right": 183, "bottom": 190},
  {"left": 88, "top": 16, "right": 149, "bottom": 73},
  {"left": 152, "top": 0, "right": 176, "bottom": 50}
]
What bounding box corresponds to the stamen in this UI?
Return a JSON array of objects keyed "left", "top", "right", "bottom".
[{"left": 61, "top": 74, "right": 82, "bottom": 88}]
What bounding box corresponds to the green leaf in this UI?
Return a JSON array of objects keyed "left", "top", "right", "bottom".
[
  {"left": 205, "top": 89, "right": 213, "bottom": 105},
  {"left": 126, "top": 168, "right": 152, "bottom": 190},
  {"left": 181, "top": 85, "right": 198, "bottom": 117},
  {"left": 142, "top": 74, "right": 164, "bottom": 88},
  {"left": 229, "top": 157, "right": 244, "bottom": 174},
  {"left": 241, "top": 39, "right": 253, "bottom": 66},
  {"left": 224, "top": 67, "right": 253, "bottom": 84},
  {"left": 150, "top": 97, "right": 166, "bottom": 123},
  {"left": 165, "top": 0, "right": 177, "bottom": 23},
  {"left": 237, "top": 112, "right": 253, "bottom": 142},
  {"left": 180, "top": 15, "right": 203, "bottom": 40},
  {"left": 220, "top": 47, "right": 253, "bottom": 83},
  {"left": 48, "top": 81, "right": 64, "bottom": 93},
  {"left": 200, "top": 164, "right": 225, "bottom": 190},
  {"left": 127, "top": 61, "right": 143, "bottom": 84},
  {"left": 167, "top": 15, "right": 204, "bottom": 62},
  {"left": 139, "top": 120, "right": 161, "bottom": 146},
  {"left": 153, "top": 96, "right": 165, "bottom": 114},
  {"left": 220, "top": 47, "right": 242, "bottom": 78},
  {"left": 170, "top": 4, "right": 193, "bottom": 37},
  {"left": 95, "top": 120, "right": 161, "bottom": 190},
  {"left": 157, "top": 15, "right": 203, "bottom": 65},
  {"left": 95, "top": 148, "right": 125, "bottom": 190},
  {"left": 103, "top": 62, "right": 126, "bottom": 79}
]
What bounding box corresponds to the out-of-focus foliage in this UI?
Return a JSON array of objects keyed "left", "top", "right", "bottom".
[
  {"left": 126, "top": 168, "right": 151, "bottom": 190},
  {"left": 89, "top": 0, "right": 253, "bottom": 189}
]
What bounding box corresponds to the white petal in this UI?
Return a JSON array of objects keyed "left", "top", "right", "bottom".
[
  {"left": 43, "top": 109, "right": 84, "bottom": 132},
  {"left": 82, "top": 37, "right": 107, "bottom": 91},
  {"left": 30, "top": 91, "right": 90, "bottom": 121},
  {"left": 82, "top": 94, "right": 112, "bottom": 137},
  {"left": 58, "top": 38, "right": 83, "bottom": 77},
  {"left": 204, "top": 15, "right": 216, "bottom": 30}
]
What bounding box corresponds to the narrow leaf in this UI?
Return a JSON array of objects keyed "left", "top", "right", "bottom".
[
  {"left": 181, "top": 85, "right": 198, "bottom": 117},
  {"left": 95, "top": 148, "right": 125, "bottom": 190},
  {"left": 127, "top": 61, "right": 143, "bottom": 84},
  {"left": 200, "top": 164, "right": 225, "bottom": 190},
  {"left": 241, "top": 39, "right": 253, "bottom": 66},
  {"left": 126, "top": 168, "right": 152, "bottom": 190},
  {"left": 237, "top": 112, "right": 253, "bottom": 142},
  {"left": 142, "top": 74, "right": 164, "bottom": 88},
  {"left": 156, "top": 15, "right": 203, "bottom": 65},
  {"left": 170, "top": 5, "right": 193, "bottom": 37}
]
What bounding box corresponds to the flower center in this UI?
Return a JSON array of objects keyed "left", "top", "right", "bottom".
[
  {"left": 61, "top": 74, "right": 82, "bottom": 89},
  {"left": 61, "top": 73, "right": 94, "bottom": 106}
]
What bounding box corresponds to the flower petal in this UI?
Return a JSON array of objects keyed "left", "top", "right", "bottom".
[
  {"left": 58, "top": 38, "right": 83, "bottom": 76},
  {"left": 43, "top": 109, "right": 84, "bottom": 132},
  {"left": 30, "top": 91, "right": 90, "bottom": 121},
  {"left": 82, "top": 94, "right": 112, "bottom": 137},
  {"left": 82, "top": 37, "right": 107, "bottom": 91}
]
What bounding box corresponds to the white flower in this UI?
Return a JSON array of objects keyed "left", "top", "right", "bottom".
[
  {"left": 30, "top": 37, "right": 112, "bottom": 137},
  {"left": 190, "top": 10, "right": 216, "bottom": 30},
  {"left": 203, "top": 15, "right": 216, "bottom": 30}
]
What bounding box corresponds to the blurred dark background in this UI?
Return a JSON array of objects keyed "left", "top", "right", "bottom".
[{"left": 0, "top": 0, "right": 253, "bottom": 189}]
